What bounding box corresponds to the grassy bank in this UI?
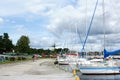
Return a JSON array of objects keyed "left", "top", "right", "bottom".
[{"left": 0, "top": 56, "right": 32, "bottom": 64}]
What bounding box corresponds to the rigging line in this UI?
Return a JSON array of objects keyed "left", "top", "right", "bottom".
[
  {"left": 75, "top": 23, "right": 79, "bottom": 51},
  {"left": 81, "top": 0, "right": 99, "bottom": 51},
  {"left": 78, "top": 0, "right": 88, "bottom": 52},
  {"left": 77, "top": 28, "right": 84, "bottom": 47}
]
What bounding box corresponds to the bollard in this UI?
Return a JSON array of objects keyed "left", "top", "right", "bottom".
[
  {"left": 73, "top": 69, "right": 76, "bottom": 76},
  {"left": 75, "top": 75, "right": 80, "bottom": 80}
]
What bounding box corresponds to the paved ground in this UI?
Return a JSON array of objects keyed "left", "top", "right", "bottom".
[{"left": 0, "top": 59, "right": 75, "bottom": 80}]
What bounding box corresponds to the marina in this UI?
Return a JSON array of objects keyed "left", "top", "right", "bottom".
[
  {"left": 56, "top": 52, "right": 120, "bottom": 79},
  {"left": 58, "top": 60, "right": 120, "bottom": 80},
  {"left": 0, "top": 56, "right": 120, "bottom": 80},
  {"left": 0, "top": 0, "right": 120, "bottom": 80}
]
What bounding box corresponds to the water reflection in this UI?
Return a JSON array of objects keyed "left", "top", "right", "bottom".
[{"left": 58, "top": 65, "right": 120, "bottom": 80}]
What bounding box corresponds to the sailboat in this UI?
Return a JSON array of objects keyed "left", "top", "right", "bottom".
[
  {"left": 79, "top": 49, "right": 120, "bottom": 75},
  {"left": 57, "top": 50, "right": 69, "bottom": 65},
  {"left": 79, "top": 0, "right": 120, "bottom": 75}
]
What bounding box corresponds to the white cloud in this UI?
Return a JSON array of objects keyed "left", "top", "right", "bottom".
[
  {"left": 45, "top": 0, "right": 120, "bottom": 51},
  {"left": 12, "top": 25, "right": 30, "bottom": 34},
  {"left": 0, "top": 17, "right": 4, "bottom": 29},
  {"left": 26, "top": 2, "right": 55, "bottom": 16},
  {"left": 30, "top": 37, "right": 55, "bottom": 49},
  {"left": 0, "top": 17, "right": 4, "bottom": 23},
  {"left": 0, "top": 0, "right": 78, "bottom": 21},
  {"left": 0, "top": 0, "right": 27, "bottom": 16},
  {"left": 0, "top": 0, "right": 120, "bottom": 51}
]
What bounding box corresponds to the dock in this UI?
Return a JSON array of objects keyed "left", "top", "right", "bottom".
[{"left": 0, "top": 59, "right": 75, "bottom": 80}]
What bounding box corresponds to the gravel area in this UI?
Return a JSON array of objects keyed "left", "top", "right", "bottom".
[{"left": 0, "top": 59, "right": 75, "bottom": 80}]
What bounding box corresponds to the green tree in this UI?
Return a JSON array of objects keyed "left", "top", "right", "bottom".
[
  {"left": 3, "top": 33, "right": 14, "bottom": 52},
  {"left": 54, "top": 48, "right": 62, "bottom": 53},
  {"left": 16, "top": 35, "right": 30, "bottom": 53},
  {"left": 0, "top": 36, "right": 3, "bottom": 49},
  {"left": 63, "top": 48, "right": 69, "bottom": 53},
  {"left": 0, "top": 35, "right": 3, "bottom": 53},
  {"left": 3, "top": 33, "right": 9, "bottom": 39},
  {"left": 38, "top": 49, "right": 44, "bottom": 55}
]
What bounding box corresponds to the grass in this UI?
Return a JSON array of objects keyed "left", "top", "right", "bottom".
[
  {"left": 0, "top": 56, "right": 32, "bottom": 64},
  {"left": 0, "top": 56, "right": 55, "bottom": 64}
]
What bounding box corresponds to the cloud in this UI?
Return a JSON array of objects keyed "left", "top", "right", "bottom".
[
  {"left": 30, "top": 37, "right": 55, "bottom": 49},
  {"left": 0, "top": 0, "right": 120, "bottom": 51},
  {"left": 47, "top": 5, "right": 84, "bottom": 37},
  {"left": 46, "top": 0, "right": 116, "bottom": 36},
  {"left": 26, "top": 2, "right": 54, "bottom": 15},
  {"left": 0, "top": 0, "right": 27, "bottom": 16},
  {"left": 0, "top": 17, "right": 4, "bottom": 23},
  {"left": 0, "top": 0, "right": 52, "bottom": 16},
  {"left": 45, "top": 0, "right": 120, "bottom": 51},
  {"left": 14, "top": 25, "right": 25, "bottom": 32}
]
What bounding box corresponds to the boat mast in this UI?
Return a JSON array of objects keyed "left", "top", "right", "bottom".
[
  {"left": 102, "top": 0, "right": 106, "bottom": 50},
  {"left": 75, "top": 23, "right": 78, "bottom": 52},
  {"left": 85, "top": 0, "right": 87, "bottom": 58}
]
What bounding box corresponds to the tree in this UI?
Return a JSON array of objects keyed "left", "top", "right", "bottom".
[
  {"left": 0, "top": 36, "right": 3, "bottom": 49},
  {"left": 3, "top": 33, "right": 14, "bottom": 52},
  {"left": 16, "top": 35, "right": 30, "bottom": 53},
  {"left": 0, "top": 35, "right": 3, "bottom": 54},
  {"left": 63, "top": 48, "right": 69, "bottom": 53},
  {"left": 54, "top": 48, "right": 62, "bottom": 53},
  {"left": 3, "top": 33, "right": 9, "bottom": 39}
]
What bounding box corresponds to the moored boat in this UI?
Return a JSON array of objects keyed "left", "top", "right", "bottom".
[{"left": 79, "top": 59, "right": 120, "bottom": 75}]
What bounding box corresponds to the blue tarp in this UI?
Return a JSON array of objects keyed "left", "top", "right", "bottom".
[{"left": 104, "top": 49, "right": 120, "bottom": 58}]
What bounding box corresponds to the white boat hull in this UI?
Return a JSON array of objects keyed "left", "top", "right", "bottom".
[
  {"left": 58, "top": 61, "right": 69, "bottom": 65},
  {"left": 78, "top": 59, "right": 120, "bottom": 75},
  {"left": 69, "top": 63, "right": 79, "bottom": 70},
  {"left": 80, "top": 67, "right": 120, "bottom": 75},
  {"left": 58, "top": 58, "right": 69, "bottom": 65}
]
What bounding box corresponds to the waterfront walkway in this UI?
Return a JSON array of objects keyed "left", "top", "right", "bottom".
[{"left": 0, "top": 59, "right": 75, "bottom": 80}]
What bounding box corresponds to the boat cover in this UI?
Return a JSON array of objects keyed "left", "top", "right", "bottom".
[{"left": 104, "top": 49, "right": 120, "bottom": 58}]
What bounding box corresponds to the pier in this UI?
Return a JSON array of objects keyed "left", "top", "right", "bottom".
[{"left": 0, "top": 59, "right": 75, "bottom": 80}]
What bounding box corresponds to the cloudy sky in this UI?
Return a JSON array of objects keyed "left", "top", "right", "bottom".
[{"left": 0, "top": 0, "right": 120, "bottom": 52}]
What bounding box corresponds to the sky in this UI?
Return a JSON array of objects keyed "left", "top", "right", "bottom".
[{"left": 0, "top": 0, "right": 120, "bottom": 52}]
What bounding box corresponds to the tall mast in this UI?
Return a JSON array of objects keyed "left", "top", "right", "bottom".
[
  {"left": 75, "top": 23, "right": 78, "bottom": 52},
  {"left": 85, "top": 0, "right": 87, "bottom": 57},
  {"left": 102, "top": 0, "right": 106, "bottom": 50}
]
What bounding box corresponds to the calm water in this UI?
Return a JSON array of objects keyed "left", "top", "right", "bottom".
[{"left": 59, "top": 65, "right": 120, "bottom": 80}]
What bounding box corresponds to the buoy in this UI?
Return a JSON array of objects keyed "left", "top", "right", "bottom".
[
  {"left": 75, "top": 75, "right": 80, "bottom": 80},
  {"left": 73, "top": 69, "right": 76, "bottom": 76}
]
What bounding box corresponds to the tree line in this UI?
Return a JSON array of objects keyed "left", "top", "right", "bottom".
[{"left": 0, "top": 33, "right": 68, "bottom": 56}]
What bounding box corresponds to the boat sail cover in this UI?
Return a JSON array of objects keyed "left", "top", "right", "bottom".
[{"left": 104, "top": 49, "right": 120, "bottom": 58}]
